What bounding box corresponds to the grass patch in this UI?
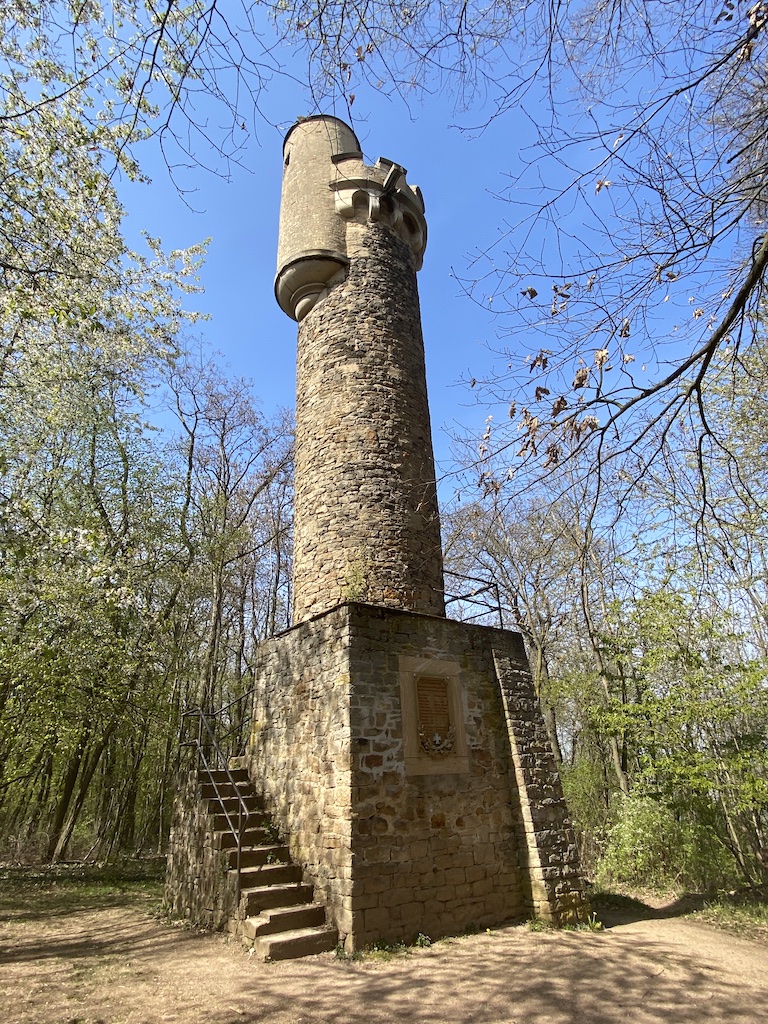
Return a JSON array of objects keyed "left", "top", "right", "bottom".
[
  {"left": 686, "top": 886, "right": 768, "bottom": 942},
  {"left": 335, "top": 940, "right": 408, "bottom": 962},
  {"left": 0, "top": 860, "right": 165, "bottom": 919},
  {"left": 335, "top": 933, "right": 433, "bottom": 962},
  {"left": 562, "top": 913, "right": 604, "bottom": 932},
  {"left": 363, "top": 939, "right": 409, "bottom": 961},
  {"left": 526, "top": 917, "right": 554, "bottom": 932}
]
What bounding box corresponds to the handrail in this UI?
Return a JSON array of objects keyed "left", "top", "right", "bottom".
[
  {"left": 443, "top": 569, "right": 505, "bottom": 629},
  {"left": 179, "top": 688, "right": 255, "bottom": 911}
]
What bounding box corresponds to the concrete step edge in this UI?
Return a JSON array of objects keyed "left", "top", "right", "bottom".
[
  {"left": 255, "top": 926, "right": 339, "bottom": 961},
  {"left": 198, "top": 770, "right": 249, "bottom": 782},
  {"left": 240, "top": 881, "right": 313, "bottom": 894},
  {"left": 240, "top": 883, "right": 314, "bottom": 912},
  {"left": 208, "top": 794, "right": 264, "bottom": 802},
  {"left": 237, "top": 860, "right": 301, "bottom": 873},
  {"left": 227, "top": 843, "right": 289, "bottom": 855},
  {"left": 239, "top": 904, "right": 327, "bottom": 939},
  {"left": 214, "top": 829, "right": 274, "bottom": 849}
]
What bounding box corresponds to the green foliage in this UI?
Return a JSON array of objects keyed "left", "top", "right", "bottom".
[
  {"left": 0, "top": 70, "right": 205, "bottom": 859},
  {"left": 559, "top": 760, "right": 611, "bottom": 875},
  {"left": 334, "top": 942, "right": 363, "bottom": 961},
  {"left": 335, "top": 935, "right": 431, "bottom": 961},
  {"left": 0, "top": 38, "right": 294, "bottom": 862},
  {"left": 526, "top": 918, "right": 554, "bottom": 933},
  {"left": 593, "top": 592, "right": 768, "bottom": 887},
  {"left": 560, "top": 913, "right": 604, "bottom": 932},
  {"left": 447, "top": 472, "right": 768, "bottom": 891},
  {"left": 262, "top": 820, "right": 283, "bottom": 845},
  {"left": 688, "top": 889, "right": 768, "bottom": 943},
  {"left": 597, "top": 795, "right": 736, "bottom": 892},
  {"left": 365, "top": 939, "right": 408, "bottom": 959}
]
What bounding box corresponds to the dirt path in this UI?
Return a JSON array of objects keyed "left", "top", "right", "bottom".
[{"left": 2, "top": 894, "right": 767, "bottom": 1024}]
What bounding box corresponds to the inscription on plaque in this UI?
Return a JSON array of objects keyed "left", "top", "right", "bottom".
[
  {"left": 399, "top": 656, "right": 468, "bottom": 774},
  {"left": 417, "top": 676, "right": 455, "bottom": 754}
]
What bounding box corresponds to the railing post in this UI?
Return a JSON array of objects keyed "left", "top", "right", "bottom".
[{"left": 177, "top": 688, "right": 257, "bottom": 919}]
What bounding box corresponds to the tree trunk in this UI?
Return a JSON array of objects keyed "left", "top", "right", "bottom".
[
  {"left": 50, "top": 720, "right": 117, "bottom": 862},
  {"left": 45, "top": 727, "right": 89, "bottom": 862}
]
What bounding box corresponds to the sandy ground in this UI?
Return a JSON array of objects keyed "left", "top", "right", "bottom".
[{"left": 2, "top": 890, "right": 768, "bottom": 1024}]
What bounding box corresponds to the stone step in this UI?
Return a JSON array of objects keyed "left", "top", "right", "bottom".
[
  {"left": 216, "top": 826, "right": 274, "bottom": 850},
  {"left": 200, "top": 785, "right": 262, "bottom": 810},
  {"left": 227, "top": 844, "right": 290, "bottom": 869},
  {"left": 199, "top": 768, "right": 249, "bottom": 785},
  {"left": 240, "top": 882, "right": 314, "bottom": 915},
  {"left": 214, "top": 793, "right": 263, "bottom": 811},
  {"left": 207, "top": 794, "right": 264, "bottom": 819},
  {"left": 237, "top": 862, "right": 302, "bottom": 888},
  {"left": 240, "top": 903, "right": 327, "bottom": 940},
  {"left": 211, "top": 809, "right": 270, "bottom": 832},
  {"left": 254, "top": 926, "right": 338, "bottom": 962},
  {"left": 186, "top": 764, "right": 337, "bottom": 962}
]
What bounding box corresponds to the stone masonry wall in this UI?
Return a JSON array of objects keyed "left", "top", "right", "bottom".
[
  {"left": 245, "top": 604, "right": 591, "bottom": 950},
  {"left": 292, "top": 222, "right": 444, "bottom": 623},
  {"left": 344, "top": 605, "right": 527, "bottom": 948},
  {"left": 246, "top": 607, "right": 353, "bottom": 930},
  {"left": 494, "top": 651, "right": 591, "bottom": 924},
  {"left": 164, "top": 767, "right": 235, "bottom": 930}
]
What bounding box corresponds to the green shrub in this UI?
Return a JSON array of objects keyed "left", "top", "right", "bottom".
[
  {"left": 596, "top": 794, "right": 735, "bottom": 891},
  {"left": 560, "top": 759, "right": 612, "bottom": 875}
]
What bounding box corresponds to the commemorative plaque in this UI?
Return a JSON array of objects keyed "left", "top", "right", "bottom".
[{"left": 417, "top": 676, "right": 454, "bottom": 754}]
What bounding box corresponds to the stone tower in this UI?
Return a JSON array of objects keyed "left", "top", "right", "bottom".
[
  {"left": 240, "top": 116, "right": 590, "bottom": 951},
  {"left": 275, "top": 116, "right": 444, "bottom": 623}
]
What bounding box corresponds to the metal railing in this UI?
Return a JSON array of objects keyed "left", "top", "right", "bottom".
[
  {"left": 179, "top": 688, "right": 255, "bottom": 908},
  {"left": 443, "top": 570, "right": 506, "bottom": 629}
]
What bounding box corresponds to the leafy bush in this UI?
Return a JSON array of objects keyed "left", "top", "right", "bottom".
[
  {"left": 596, "top": 794, "right": 735, "bottom": 891},
  {"left": 560, "top": 760, "right": 612, "bottom": 875}
]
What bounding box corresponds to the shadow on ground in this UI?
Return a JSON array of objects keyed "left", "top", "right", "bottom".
[
  {"left": 592, "top": 883, "right": 768, "bottom": 928},
  {"left": 2, "top": 867, "right": 768, "bottom": 1024}
]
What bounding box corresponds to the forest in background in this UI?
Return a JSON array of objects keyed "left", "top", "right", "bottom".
[
  {"left": 445, "top": 355, "right": 768, "bottom": 888},
  {"left": 1, "top": 0, "right": 767, "bottom": 891}
]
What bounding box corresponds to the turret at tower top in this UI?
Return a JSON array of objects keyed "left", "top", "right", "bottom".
[{"left": 275, "top": 115, "right": 427, "bottom": 322}]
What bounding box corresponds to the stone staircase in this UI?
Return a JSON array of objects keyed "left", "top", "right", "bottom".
[{"left": 202, "top": 768, "right": 338, "bottom": 960}]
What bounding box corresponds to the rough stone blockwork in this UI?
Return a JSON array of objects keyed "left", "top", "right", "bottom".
[
  {"left": 165, "top": 768, "right": 235, "bottom": 930},
  {"left": 246, "top": 602, "right": 589, "bottom": 951},
  {"left": 293, "top": 222, "right": 444, "bottom": 622},
  {"left": 494, "top": 652, "right": 591, "bottom": 923},
  {"left": 247, "top": 609, "right": 354, "bottom": 928}
]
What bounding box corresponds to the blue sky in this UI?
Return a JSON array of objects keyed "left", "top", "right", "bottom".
[
  {"left": 116, "top": 26, "right": 709, "bottom": 503},
  {"left": 120, "top": 74, "right": 536, "bottom": 477}
]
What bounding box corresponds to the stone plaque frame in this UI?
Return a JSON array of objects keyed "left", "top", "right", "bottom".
[{"left": 399, "top": 656, "right": 469, "bottom": 775}]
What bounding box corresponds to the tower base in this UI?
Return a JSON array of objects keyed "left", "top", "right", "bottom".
[{"left": 246, "top": 603, "right": 589, "bottom": 951}]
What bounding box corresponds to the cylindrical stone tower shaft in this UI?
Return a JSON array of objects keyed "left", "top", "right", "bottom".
[{"left": 276, "top": 115, "right": 444, "bottom": 623}]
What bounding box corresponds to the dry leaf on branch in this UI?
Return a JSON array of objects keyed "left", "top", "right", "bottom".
[
  {"left": 573, "top": 366, "right": 590, "bottom": 389},
  {"left": 551, "top": 396, "right": 568, "bottom": 416}
]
